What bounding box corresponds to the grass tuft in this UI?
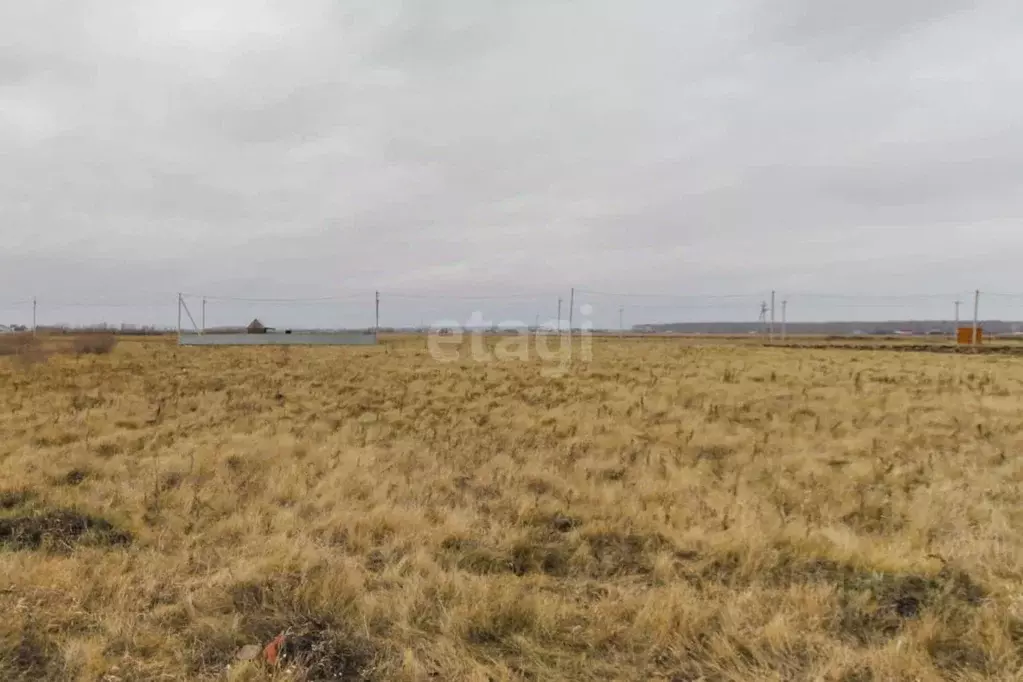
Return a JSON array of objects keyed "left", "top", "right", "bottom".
[{"left": 1, "top": 335, "right": 1023, "bottom": 679}]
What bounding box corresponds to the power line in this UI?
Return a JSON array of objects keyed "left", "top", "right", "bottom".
[
  {"left": 576, "top": 300, "right": 771, "bottom": 310},
  {"left": 795, "top": 301, "right": 970, "bottom": 309},
  {"left": 380, "top": 292, "right": 556, "bottom": 301},
  {"left": 980, "top": 292, "right": 1023, "bottom": 299},
  {"left": 183, "top": 294, "right": 368, "bottom": 303},
  {"left": 28, "top": 300, "right": 172, "bottom": 308},
  {"left": 784, "top": 292, "right": 968, "bottom": 300},
  {"left": 574, "top": 288, "right": 762, "bottom": 300}
]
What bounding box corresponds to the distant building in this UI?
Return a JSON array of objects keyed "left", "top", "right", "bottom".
[{"left": 247, "top": 318, "right": 268, "bottom": 334}]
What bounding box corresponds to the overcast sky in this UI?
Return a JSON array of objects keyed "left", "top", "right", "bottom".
[{"left": 2, "top": 0, "right": 1023, "bottom": 328}]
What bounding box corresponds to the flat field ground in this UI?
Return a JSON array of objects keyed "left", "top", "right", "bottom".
[{"left": 2, "top": 336, "right": 1023, "bottom": 681}]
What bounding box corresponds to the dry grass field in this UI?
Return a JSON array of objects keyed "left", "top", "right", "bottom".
[{"left": 2, "top": 335, "right": 1023, "bottom": 681}]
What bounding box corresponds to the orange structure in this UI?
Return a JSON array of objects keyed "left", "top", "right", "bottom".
[{"left": 957, "top": 327, "right": 982, "bottom": 345}]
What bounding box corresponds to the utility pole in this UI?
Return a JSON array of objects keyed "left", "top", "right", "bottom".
[
  {"left": 781, "top": 299, "right": 787, "bottom": 341},
  {"left": 619, "top": 305, "right": 624, "bottom": 338},
  {"left": 176, "top": 293, "right": 182, "bottom": 339},
  {"left": 201, "top": 296, "right": 206, "bottom": 335},
  {"left": 972, "top": 289, "right": 980, "bottom": 346},
  {"left": 32, "top": 297, "right": 37, "bottom": 336},
  {"left": 568, "top": 288, "right": 575, "bottom": 334},
  {"left": 557, "top": 297, "right": 562, "bottom": 333},
  {"left": 375, "top": 291, "right": 380, "bottom": 334},
  {"left": 769, "top": 290, "right": 776, "bottom": 342},
  {"left": 954, "top": 299, "right": 961, "bottom": 342}
]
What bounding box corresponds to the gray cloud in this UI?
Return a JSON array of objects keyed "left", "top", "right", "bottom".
[
  {"left": 2, "top": 0, "right": 1023, "bottom": 328},
  {"left": 755, "top": 0, "right": 978, "bottom": 57}
]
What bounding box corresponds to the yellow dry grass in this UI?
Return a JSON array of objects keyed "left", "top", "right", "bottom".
[{"left": 2, "top": 336, "right": 1023, "bottom": 681}]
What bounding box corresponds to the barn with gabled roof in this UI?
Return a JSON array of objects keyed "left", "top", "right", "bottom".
[{"left": 246, "top": 318, "right": 267, "bottom": 334}]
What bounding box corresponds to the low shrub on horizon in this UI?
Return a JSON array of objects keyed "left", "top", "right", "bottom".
[{"left": 71, "top": 333, "right": 118, "bottom": 356}]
